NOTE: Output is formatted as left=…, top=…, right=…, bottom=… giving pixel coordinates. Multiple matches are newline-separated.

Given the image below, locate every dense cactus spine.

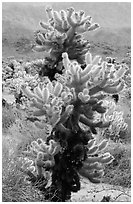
left=32, top=7, right=100, bottom=78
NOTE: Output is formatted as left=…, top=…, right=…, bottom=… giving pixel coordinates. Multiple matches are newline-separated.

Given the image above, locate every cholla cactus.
left=2, top=59, right=41, bottom=106
left=104, top=110, right=128, bottom=141
left=21, top=78, right=73, bottom=129
left=19, top=6, right=129, bottom=202
left=33, top=7, right=99, bottom=79
left=21, top=138, right=61, bottom=188
left=21, top=51, right=127, bottom=201
left=79, top=139, right=114, bottom=183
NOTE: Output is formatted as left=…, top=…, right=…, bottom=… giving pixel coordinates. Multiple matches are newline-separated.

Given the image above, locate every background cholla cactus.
left=21, top=44, right=128, bottom=201
left=33, top=7, right=99, bottom=79
left=21, top=138, right=61, bottom=188
left=2, top=59, right=41, bottom=105
left=101, top=100, right=128, bottom=142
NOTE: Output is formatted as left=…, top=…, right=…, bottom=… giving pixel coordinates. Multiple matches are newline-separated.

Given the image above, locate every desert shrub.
left=103, top=142, right=131, bottom=188
left=2, top=106, right=16, bottom=129
left=2, top=150, right=45, bottom=202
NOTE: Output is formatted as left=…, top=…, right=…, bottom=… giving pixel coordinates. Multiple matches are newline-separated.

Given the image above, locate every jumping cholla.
left=33, top=6, right=99, bottom=78
left=20, top=6, right=128, bottom=202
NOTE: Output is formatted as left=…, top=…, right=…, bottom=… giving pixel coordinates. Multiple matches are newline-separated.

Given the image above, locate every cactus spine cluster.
left=20, top=6, right=128, bottom=202
left=33, top=6, right=99, bottom=79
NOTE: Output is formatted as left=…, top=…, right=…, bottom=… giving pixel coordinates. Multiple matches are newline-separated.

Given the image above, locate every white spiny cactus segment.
left=67, top=7, right=74, bottom=18
left=54, top=23, right=65, bottom=33
left=87, top=139, right=96, bottom=148
left=80, top=71, right=92, bottom=84
left=21, top=85, right=35, bottom=98
left=52, top=145, right=61, bottom=156
left=22, top=158, right=34, bottom=170
left=45, top=7, right=53, bottom=20
left=31, top=141, right=42, bottom=152
left=28, top=166, right=36, bottom=173
left=78, top=92, right=90, bottom=103
left=90, top=65, right=102, bottom=78
left=86, top=156, right=101, bottom=163
left=33, top=85, right=43, bottom=100
left=67, top=8, right=77, bottom=27
left=88, top=145, right=99, bottom=155
left=39, top=21, right=51, bottom=30
left=87, top=23, right=100, bottom=31
left=50, top=112, right=61, bottom=127
left=31, top=98, right=43, bottom=109
left=62, top=19, right=69, bottom=30
left=46, top=31, right=55, bottom=41
left=114, top=65, right=127, bottom=80
left=84, top=20, right=91, bottom=30
left=65, top=104, right=74, bottom=114
left=92, top=55, right=102, bottom=65
left=44, top=104, right=53, bottom=116
left=38, top=141, right=49, bottom=153
left=62, top=52, right=71, bottom=70
left=53, top=11, right=62, bottom=24
left=109, top=78, right=120, bottom=87
left=33, top=45, right=47, bottom=52
left=53, top=81, right=63, bottom=96
left=81, top=64, right=93, bottom=77
left=48, top=140, right=56, bottom=154
left=83, top=88, right=89, bottom=96
left=60, top=10, right=67, bottom=21
left=42, top=87, right=50, bottom=103
left=85, top=52, right=92, bottom=64
left=98, top=140, right=108, bottom=151
left=74, top=12, right=81, bottom=24
left=103, top=81, right=124, bottom=94
left=100, top=153, right=114, bottom=164
left=74, top=25, right=83, bottom=33
left=84, top=162, right=102, bottom=171
left=37, top=33, right=45, bottom=43
left=79, top=10, right=85, bottom=20
left=80, top=15, right=92, bottom=25
left=46, top=81, right=54, bottom=94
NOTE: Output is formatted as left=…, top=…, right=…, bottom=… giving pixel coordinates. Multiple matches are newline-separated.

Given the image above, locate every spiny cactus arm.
left=88, top=85, right=102, bottom=96
left=114, top=64, right=128, bottom=80
left=21, top=85, right=35, bottom=98
left=98, top=140, right=108, bottom=151
left=56, top=123, right=71, bottom=135
left=40, top=21, right=54, bottom=31
left=60, top=10, right=70, bottom=31
left=87, top=23, right=100, bottom=31
left=45, top=6, right=54, bottom=20
left=66, top=7, right=76, bottom=27
left=92, top=104, right=106, bottom=114
left=87, top=145, right=99, bottom=155
left=79, top=115, right=110, bottom=130
left=78, top=168, right=101, bottom=183
left=79, top=115, right=102, bottom=127
left=102, top=80, right=125, bottom=94
left=57, top=104, right=74, bottom=124
left=79, top=15, right=92, bottom=25
left=53, top=10, right=63, bottom=25
left=106, top=78, right=121, bottom=87
left=99, top=153, right=114, bottom=164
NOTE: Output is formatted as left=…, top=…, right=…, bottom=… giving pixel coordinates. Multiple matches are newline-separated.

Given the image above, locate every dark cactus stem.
left=39, top=32, right=89, bottom=79
left=44, top=99, right=93, bottom=201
